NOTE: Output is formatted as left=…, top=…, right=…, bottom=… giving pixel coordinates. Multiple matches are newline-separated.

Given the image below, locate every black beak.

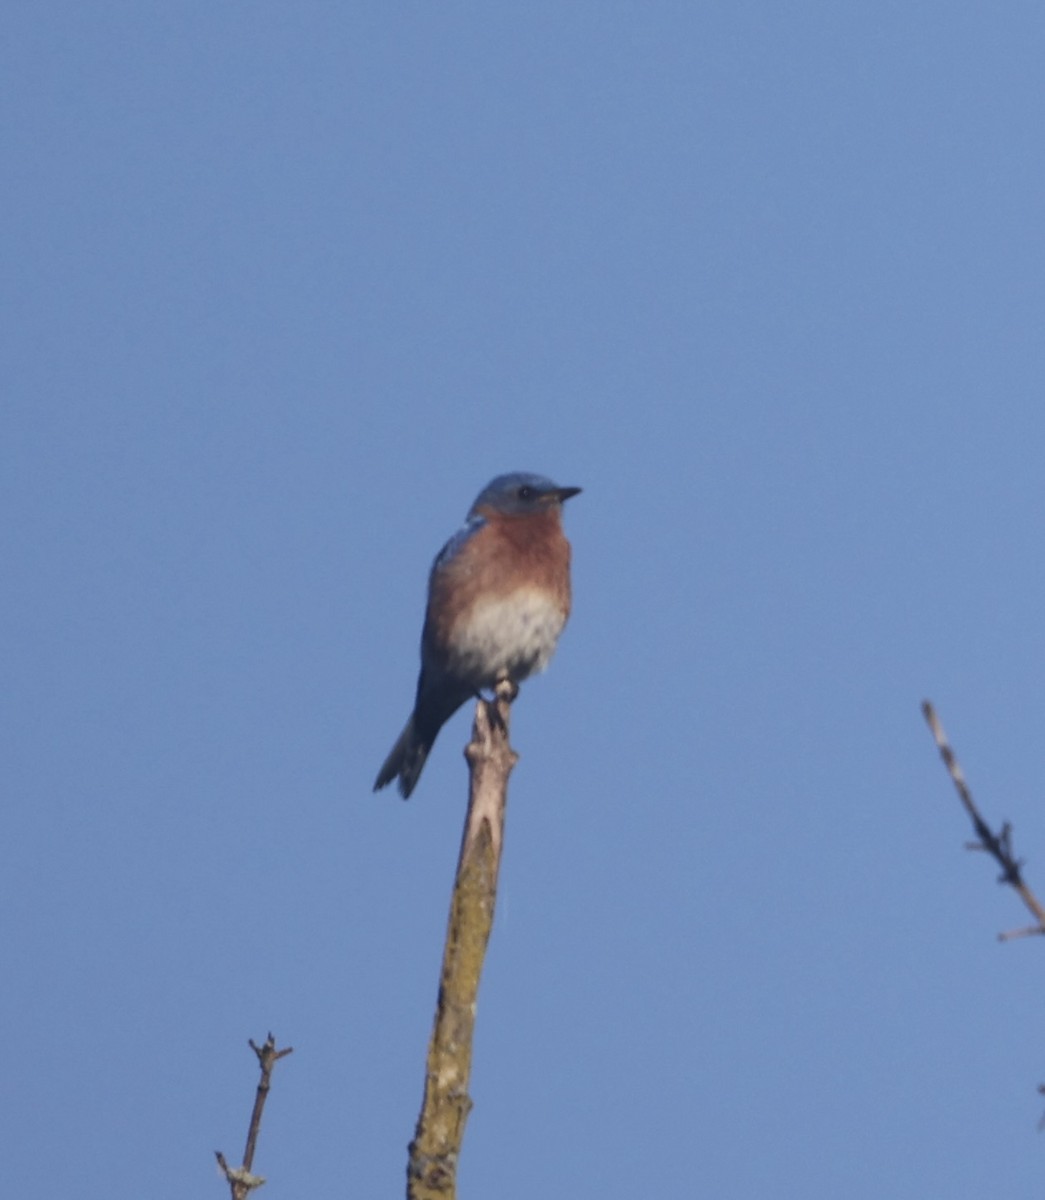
left=549, top=486, right=582, bottom=504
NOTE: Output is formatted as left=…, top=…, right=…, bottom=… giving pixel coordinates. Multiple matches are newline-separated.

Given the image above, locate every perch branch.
left=407, top=678, right=519, bottom=1200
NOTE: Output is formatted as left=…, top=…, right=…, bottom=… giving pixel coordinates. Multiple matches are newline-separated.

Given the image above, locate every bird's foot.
left=477, top=674, right=518, bottom=731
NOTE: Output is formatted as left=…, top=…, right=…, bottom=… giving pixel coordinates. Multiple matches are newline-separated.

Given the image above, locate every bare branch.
left=407, top=679, right=518, bottom=1200
left=215, top=1033, right=294, bottom=1200
left=922, top=700, right=1045, bottom=939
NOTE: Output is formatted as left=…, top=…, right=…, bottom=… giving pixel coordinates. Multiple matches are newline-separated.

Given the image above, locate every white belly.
left=449, top=587, right=567, bottom=687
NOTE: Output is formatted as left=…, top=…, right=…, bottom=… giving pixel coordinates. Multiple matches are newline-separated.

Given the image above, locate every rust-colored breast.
left=426, top=506, right=572, bottom=658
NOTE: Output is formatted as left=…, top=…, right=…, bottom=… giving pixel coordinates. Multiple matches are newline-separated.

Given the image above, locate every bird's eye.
left=517, top=485, right=535, bottom=501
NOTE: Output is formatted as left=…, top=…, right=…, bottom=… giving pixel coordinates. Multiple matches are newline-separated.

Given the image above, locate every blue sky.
left=5, top=4, right=1045, bottom=1197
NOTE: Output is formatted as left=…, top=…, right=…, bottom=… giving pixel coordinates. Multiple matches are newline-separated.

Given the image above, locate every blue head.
left=468, top=472, right=582, bottom=518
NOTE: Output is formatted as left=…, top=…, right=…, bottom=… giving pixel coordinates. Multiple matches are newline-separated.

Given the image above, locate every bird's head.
left=469, top=472, right=582, bottom=519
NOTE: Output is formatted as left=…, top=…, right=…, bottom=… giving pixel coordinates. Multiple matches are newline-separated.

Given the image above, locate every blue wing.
left=431, top=513, right=486, bottom=574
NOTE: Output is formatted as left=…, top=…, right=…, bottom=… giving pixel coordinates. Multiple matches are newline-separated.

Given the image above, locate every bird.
left=374, top=471, right=581, bottom=799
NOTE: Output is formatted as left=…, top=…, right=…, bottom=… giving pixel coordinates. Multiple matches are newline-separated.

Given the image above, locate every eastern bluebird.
left=374, top=472, right=581, bottom=799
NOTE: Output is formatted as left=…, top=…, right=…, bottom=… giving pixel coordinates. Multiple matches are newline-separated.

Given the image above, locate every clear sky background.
left=5, top=4, right=1045, bottom=1197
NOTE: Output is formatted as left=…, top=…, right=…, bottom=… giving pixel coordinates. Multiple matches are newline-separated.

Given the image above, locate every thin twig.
left=407, top=679, right=518, bottom=1200
left=922, top=700, right=1045, bottom=940
left=215, top=1033, right=294, bottom=1200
